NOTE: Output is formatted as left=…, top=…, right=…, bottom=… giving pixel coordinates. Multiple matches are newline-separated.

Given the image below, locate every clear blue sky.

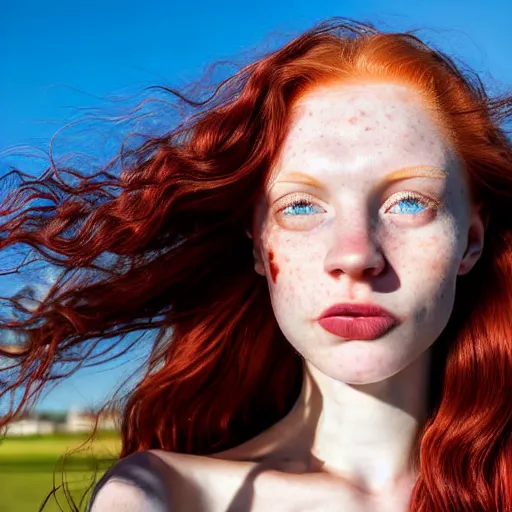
left=1, top=0, right=511, bottom=412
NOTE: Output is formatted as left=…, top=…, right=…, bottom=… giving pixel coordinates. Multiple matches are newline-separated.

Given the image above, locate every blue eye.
left=388, top=197, right=428, bottom=215
left=282, top=201, right=321, bottom=216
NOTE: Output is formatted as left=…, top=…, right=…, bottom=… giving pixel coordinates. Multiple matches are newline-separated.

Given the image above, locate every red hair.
left=1, top=18, right=511, bottom=511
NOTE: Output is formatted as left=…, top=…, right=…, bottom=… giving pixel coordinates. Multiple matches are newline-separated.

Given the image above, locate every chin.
left=308, top=352, right=409, bottom=385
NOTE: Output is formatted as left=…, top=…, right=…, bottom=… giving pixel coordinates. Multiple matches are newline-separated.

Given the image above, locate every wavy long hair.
left=1, top=18, right=511, bottom=511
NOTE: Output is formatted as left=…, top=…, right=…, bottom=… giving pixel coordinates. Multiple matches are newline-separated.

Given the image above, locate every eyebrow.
left=276, top=172, right=324, bottom=188
left=384, top=165, right=448, bottom=183
left=275, top=166, right=448, bottom=189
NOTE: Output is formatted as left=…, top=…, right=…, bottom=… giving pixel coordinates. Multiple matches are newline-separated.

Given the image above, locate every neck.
left=278, top=349, right=432, bottom=495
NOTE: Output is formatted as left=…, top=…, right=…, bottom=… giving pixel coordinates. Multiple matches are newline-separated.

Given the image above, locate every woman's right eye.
left=274, top=194, right=326, bottom=230
left=280, top=200, right=323, bottom=216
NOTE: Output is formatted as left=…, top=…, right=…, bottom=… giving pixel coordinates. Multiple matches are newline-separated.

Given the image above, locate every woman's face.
left=251, top=82, right=485, bottom=384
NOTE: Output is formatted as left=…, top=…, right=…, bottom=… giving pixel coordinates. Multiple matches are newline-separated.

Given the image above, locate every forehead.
left=269, top=82, right=454, bottom=184
left=290, top=82, right=433, bottom=127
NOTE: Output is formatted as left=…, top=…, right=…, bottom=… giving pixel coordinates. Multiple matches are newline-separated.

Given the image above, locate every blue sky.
left=1, top=0, right=511, bottom=412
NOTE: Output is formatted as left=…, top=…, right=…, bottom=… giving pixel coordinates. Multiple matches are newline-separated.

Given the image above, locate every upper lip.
left=318, top=303, right=396, bottom=320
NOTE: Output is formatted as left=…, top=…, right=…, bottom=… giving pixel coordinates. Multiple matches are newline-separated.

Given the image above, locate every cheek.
left=416, top=235, right=456, bottom=272
left=386, top=218, right=461, bottom=271
left=267, top=249, right=280, bottom=283
left=391, top=232, right=460, bottom=304
left=266, top=243, right=299, bottom=292
left=264, top=234, right=325, bottom=313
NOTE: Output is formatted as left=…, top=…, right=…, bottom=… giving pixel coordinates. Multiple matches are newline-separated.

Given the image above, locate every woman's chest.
left=161, top=453, right=412, bottom=512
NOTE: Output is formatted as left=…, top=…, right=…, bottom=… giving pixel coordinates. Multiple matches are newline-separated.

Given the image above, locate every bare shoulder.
left=88, top=450, right=174, bottom=511
left=88, top=449, right=227, bottom=512
left=89, top=478, right=161, bottom=511
left=88, top=447, right=413, bottom=512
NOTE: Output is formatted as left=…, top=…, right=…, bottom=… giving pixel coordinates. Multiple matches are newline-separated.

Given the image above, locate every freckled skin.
left=252, top=82, right=483, bottom=384
left=268, top=249, right=280, bottom=283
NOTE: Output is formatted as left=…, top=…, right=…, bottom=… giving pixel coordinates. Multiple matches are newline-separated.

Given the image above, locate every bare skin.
left=91, top=81, right=486, bottom=511
left=148, top=361, right=423, bottom=511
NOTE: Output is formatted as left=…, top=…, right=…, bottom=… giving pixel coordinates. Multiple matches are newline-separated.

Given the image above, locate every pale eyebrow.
left=382, top=165, right=448, bottom=184
left=272, top=172, right=323, bottom=189
left=273, top=166, right=448, bottom=190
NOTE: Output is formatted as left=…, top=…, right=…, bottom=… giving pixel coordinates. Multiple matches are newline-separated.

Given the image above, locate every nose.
left=323, top=221, right=386, bottom=279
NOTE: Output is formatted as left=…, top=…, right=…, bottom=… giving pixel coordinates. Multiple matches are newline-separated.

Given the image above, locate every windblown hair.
left=1, top=18, right=511, bottom=511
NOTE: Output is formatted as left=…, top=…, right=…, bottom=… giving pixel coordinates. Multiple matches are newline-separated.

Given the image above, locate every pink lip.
left=317, top=303, right=398, bottom=340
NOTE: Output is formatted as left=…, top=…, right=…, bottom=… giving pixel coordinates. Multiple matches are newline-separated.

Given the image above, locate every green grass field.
left=0, top=431, right=121, bottom=512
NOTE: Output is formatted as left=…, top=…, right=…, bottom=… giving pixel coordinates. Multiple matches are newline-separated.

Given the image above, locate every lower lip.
left=318, top=316, right=397, bottom=340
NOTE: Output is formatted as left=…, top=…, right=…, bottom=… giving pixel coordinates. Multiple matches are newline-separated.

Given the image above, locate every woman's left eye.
left=383, top=192, right=439, bottom=215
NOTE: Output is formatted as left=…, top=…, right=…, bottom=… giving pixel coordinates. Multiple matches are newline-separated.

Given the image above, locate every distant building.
left=66, top=408, right=121, bottom=433
left=66, top=408, right=95, bottom=433
left=3, top=408, right=121, bottom=436
left=5, top=417, right=56, bottom=436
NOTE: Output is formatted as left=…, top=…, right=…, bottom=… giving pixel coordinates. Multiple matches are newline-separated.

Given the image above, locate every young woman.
left=1, top=18, right=511, bottom=512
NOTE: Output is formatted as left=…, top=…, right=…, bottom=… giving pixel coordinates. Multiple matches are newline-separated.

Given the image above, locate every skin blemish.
left=348, top=116, right=358, bottom=124
left=364, top=126, right=372, bottom=132
left=386, top=113, right=393, bottom=120
left=268, top=249, right=280, bottom=283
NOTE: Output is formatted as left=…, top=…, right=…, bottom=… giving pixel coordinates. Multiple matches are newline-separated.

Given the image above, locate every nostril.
left=329, top=268, right=343, bottom=278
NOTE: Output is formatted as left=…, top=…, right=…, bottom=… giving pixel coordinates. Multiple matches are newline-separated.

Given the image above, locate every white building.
left=66, top=408, right=95, bottom=433
left=66, top=407, right=121, bottom=433
left=5, top=418, right=56, bottom=436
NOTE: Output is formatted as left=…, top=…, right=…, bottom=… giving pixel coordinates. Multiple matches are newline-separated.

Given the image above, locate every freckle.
left=308, top=112, right=313, bottom=117
left=364, top=126, right=372, bottom=131
left=268, top=249, right=280, bottom=283
left=359, top=110, right=367, bottom=116
left=348, top=116, right=358, bottom=124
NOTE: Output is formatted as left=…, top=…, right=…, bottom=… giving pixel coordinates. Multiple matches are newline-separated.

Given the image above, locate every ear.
left=246, top=228, right=266, bottom=276
left=253, top=246, right=266, bottom=276
left=457, top=203, right=488, bottom=276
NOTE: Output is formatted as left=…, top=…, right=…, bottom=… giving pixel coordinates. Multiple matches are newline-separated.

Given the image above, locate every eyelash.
left=277, top=191, right=440, bottom=216
left=278, top=195, right=321, bottom=216
left=381, top=191, right=440, bottom=213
